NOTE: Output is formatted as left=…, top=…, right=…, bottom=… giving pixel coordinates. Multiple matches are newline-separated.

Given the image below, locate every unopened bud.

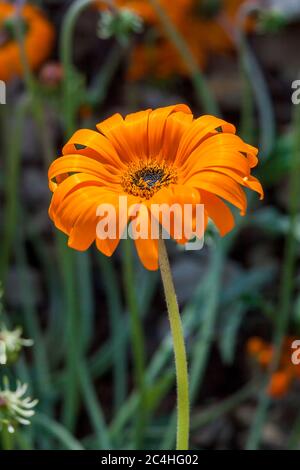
left=98, top=8, right=143, bottom=46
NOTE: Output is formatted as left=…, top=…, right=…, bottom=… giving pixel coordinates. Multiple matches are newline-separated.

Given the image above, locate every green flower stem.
left=148, top=0, right=219, bottom=115
left=122, top=239, right=147, bottom=449
left=158, top=238, right=189, bottom=451
left=162, top=236, right=228, bottom=450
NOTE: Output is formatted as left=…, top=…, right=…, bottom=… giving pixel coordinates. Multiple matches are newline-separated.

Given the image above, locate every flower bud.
left=98, top=7, right=143, bottom=46
left=0, top=325, right=33, bottom=365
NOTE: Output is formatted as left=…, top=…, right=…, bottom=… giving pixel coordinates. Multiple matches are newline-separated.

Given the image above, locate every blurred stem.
left=246, top=94, right=300, bottom=450
left=78, top=360, right=111, bottom=450
left=57, top=234, right=80, bottom=431
left=191, top=381, right=256, bottom=431
left=14, top=9, right=52, bottom=165
left=34, top=413, right=84, bottom=450
left=158, top=238, right=189, bottom=451
left=122, top=239, right=147, bottom=449
left=76, top=252, right=95, bottom=353
left=0, top=98, right=28, bottom=284
left=239, top=32, right=274, bottom=158
left=29, top=233, right=64, bottom=367
left=189, top=241, right=225, bottom=402
left=87, top=268, right=157, bottom=380
left=148, top=0, right=219, bottom=115
left=1, top=427, right=13, bottom=450
left=235, top=7, right=275, bottom=160
left=60, top=0, right=93, bottom=136
left=89, top=44, right=123, bottom=107
left=98, top=253, right=127, bottom=414
left=240, top=65, right=255, bottom=142
left=16, top=223, right=52, bottom=412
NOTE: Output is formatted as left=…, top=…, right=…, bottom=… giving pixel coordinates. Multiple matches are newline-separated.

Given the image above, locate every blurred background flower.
left=0, top=2, right=54, bottom=81
left=0, top=378, right=37, bottom=434
left=0, top=325, right=33, bottom=365
left=97, top=0, right=253, bottom=79
left=247, top=336, right=300, bottom=398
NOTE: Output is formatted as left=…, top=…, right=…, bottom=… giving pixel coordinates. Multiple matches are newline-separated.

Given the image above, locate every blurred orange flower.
left=96, top=0, right=250, bottom=79
left=247, top=336, right=300, bottom=398
left=48, top=104, right=262, bottom=270
left=0, top=2, right=54, bottom=82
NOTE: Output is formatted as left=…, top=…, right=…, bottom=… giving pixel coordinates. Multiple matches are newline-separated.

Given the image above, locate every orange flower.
left=0, top=2, right=54, bottom=82
left=246, top=336, right=265, bottom=356
left=268, top=370, right=293, bottom=399
left=48, top=105, right=263, bottom=270
left=96, top=0, right=250, bottom=79
left=247, top=336, right=300, bottom=398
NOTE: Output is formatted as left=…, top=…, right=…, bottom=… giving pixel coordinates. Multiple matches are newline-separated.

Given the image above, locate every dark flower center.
left=121, top=161, right=177, bottom=199
left=134, top=168, right=165, bottom=188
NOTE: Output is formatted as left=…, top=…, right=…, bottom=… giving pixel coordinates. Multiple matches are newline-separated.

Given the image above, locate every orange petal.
left=187, top=170, right=247, bottom=215
left=130, top=206, right=159, bottom=270
left=63, top=129, right=126, bottom=169
left=49, top=173, right=107, bottom=220
left=97, top=110, right=151, bottom=162
left=96, top=237, right=121, bottom=257
left=53, top=186, right=107, bottom=235
left=200, top=190, right=235, bottom=236
left=180, top=133, right=257, bottom=177
left=181, top=153, right=251, bottom=182
left=202, top=167, right=264, bottom=200
left=95, top=193, right=138, bottom=257
left=147, top=104, right=192, bottom=159
left=150, top=185, right=201, bottom=243
left=134, top=238, right=159, bottom=271
left=68, top=203, right=99, bottom=251
left=176, top=115, right=236, bottom=165
left=243, top=175, right=264, bottom=200
left=162, top=111, right=194, bottom=163
left=268, top=370, right=293, bottom=399
left=48, top=155, right=121, bottom=187
left=68, top=186, right=128, bottom=251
